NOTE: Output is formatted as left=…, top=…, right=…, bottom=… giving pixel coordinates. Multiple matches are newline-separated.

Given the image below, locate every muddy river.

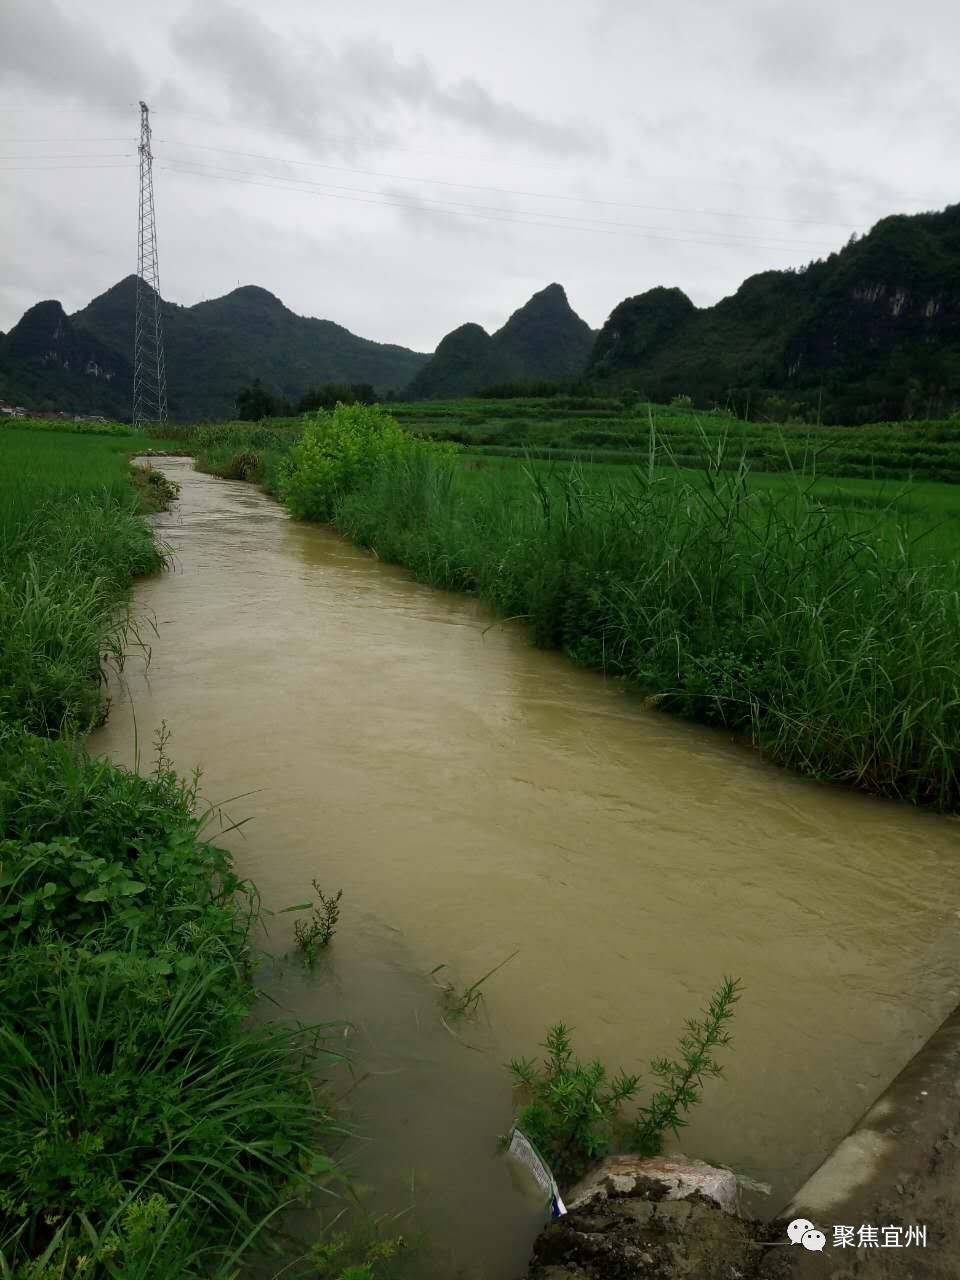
left=93, top=457, right=960, bottom=1277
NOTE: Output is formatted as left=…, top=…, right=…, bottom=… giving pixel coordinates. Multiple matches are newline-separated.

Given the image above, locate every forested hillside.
left=0, top=278, right=430, bottom=419
left=587, top=204, right=960, bottom=422
left=406, top=283, right=596, bottom=398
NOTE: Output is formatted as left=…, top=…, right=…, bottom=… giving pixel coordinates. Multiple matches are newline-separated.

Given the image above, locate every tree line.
left=236, top=378, right=377, bottom=420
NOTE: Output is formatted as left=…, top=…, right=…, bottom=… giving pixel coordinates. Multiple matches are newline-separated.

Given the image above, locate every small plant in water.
left=431, top=949, right=519, bottom=1021
left=505, top=977, right=741, bottom=1186
left=295, top=881, right=343, bottom=964
left=306, top=1215, right=412, bottom=1279
left=631, top=976, right=742, bottom=1156
left=506, top=1023, right=641, bottom=1184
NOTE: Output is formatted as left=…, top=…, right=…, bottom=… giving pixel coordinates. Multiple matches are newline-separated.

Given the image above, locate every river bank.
left=0, top=427, right=344, bottom=1278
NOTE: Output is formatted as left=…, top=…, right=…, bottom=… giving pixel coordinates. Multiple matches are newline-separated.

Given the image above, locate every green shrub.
left=506, top=980, right=741, bottom=1187
left=507, top=1024, right=640, bottom=1184
left=279, top=403, right=457, bottom=523
left=279, top=404, right=413, bottom=521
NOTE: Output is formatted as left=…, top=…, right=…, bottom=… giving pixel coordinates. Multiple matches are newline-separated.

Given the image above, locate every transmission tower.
left=133, top=100, right=168, bottom=427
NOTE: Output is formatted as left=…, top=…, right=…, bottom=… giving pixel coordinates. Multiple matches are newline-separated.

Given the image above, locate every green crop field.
left=386, top=397, right=960, bottom=482
left=152, top=399, right=960, bottom=565
left=155, top=394, right=960, bottom=484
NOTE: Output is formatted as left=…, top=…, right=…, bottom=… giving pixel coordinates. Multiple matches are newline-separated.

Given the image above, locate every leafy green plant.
left=295, top=882, right=343, bottom=963
left=632, top=977, right=742, bottom=1155
left=506, top=979, right=741, bottom=1186
left=0, top=730, right=251, bottom=959
left=506, top=1024, right=640, bottom=1184
left=279, top=404, right=412, bottom=522
left=306, top=1223, right=410, bottom=1279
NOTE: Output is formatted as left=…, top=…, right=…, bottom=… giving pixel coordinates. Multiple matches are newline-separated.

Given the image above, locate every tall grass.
left=332, top=440, right=960, bottom=808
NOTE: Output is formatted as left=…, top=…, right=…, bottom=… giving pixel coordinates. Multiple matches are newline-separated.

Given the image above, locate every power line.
left=152, top=136, right=856, bottom=229
left=147, top=106, right=948, bottom=206
left=157, top=156, right=835, bottom=248
left=0, top=104, right=137, bottom=113
left=0, top=129, right=861, bottom=227
left=0, top=104, right=948, bottom=209
left=0, top=152, right=134, bottom=159
left=0, top=162, right=136, bottom=171
left=0, top=128, right=869, bottom=229
left=159, top=161, right=838, bottom=253
left=0, top=137, right=135, bottom=143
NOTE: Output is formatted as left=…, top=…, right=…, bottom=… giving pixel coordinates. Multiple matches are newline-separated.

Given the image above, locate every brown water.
left=94, top=458, right=960, bottom=1276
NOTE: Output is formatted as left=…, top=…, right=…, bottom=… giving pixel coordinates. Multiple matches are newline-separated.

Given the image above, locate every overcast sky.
left=1, top=0, right=957, bottom=351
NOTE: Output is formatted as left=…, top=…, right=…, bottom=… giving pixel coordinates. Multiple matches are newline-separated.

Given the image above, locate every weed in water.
left=305, top=1221, right=412, bottom=1280
left=505, top=978, right=741, bottom=1186
left=430, top=949, right=519, bottom=1021
left=631, top=976, right=742, bottom=1156
left=295, top=881, right=344, bottom=963
left=505, top=1023, right=641, bottom=1185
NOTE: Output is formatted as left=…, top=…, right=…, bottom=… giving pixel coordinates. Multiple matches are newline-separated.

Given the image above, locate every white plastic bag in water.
left=505, top=1125, right=567, bottom=1219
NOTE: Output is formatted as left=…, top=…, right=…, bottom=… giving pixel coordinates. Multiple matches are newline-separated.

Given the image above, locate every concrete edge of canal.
left=775, top=999, right=960, bottom=1276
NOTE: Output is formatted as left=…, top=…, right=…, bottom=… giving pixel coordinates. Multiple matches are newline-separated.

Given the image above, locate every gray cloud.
left=0, top=0, right=143, bottom=108
left=748, top=3, right=922, bottom=105
left=170, top=3, right=605, bottom=159
left=377, top=185, right=504, bottom=243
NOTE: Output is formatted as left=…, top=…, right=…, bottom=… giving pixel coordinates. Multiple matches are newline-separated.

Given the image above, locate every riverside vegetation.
left=0, top=423, right=354, bottom=1278
left=177, top=400, right=960, bottom=810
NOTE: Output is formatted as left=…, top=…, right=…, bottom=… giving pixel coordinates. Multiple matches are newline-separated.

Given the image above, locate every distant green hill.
left=0, top=300, right=131, bottom=417
left=72, top=278, right=430, bottom=419
left=0, top=279, right=430, bottom=420
left=406, top=283, right=596, bottom=399
left=587, top=204, right=960, bottom=422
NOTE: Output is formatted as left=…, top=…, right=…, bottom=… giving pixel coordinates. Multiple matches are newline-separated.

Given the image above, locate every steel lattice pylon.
left=133, top=100, right=168, bottom=427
